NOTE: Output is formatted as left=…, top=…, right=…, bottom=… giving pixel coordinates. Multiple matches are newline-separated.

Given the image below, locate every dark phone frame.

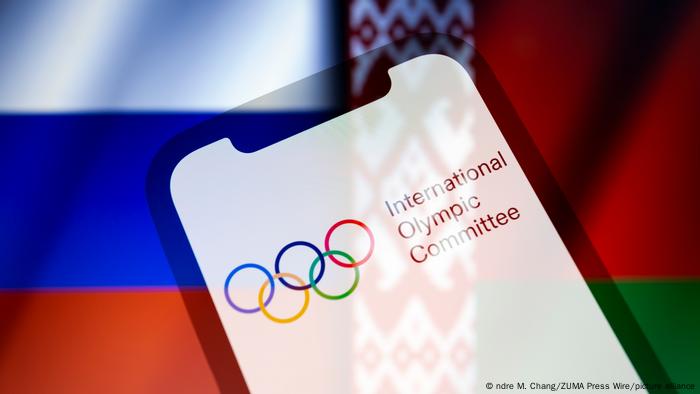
left=146, top=34, right=671, bottom=393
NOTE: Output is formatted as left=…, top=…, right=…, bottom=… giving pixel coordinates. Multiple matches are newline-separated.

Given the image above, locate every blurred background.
left=0, top=0, right=698, bottom=392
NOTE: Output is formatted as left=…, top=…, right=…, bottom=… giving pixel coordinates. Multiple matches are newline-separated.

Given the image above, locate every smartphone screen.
left=169, top=54, right=640, bottom=393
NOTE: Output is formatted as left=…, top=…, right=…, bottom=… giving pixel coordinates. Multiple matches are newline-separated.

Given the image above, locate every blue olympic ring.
left=224, top=263, right=275, bottom=314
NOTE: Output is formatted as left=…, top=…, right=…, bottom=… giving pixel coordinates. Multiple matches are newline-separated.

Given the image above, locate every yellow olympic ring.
left=258, top=272, right=310, bottom=324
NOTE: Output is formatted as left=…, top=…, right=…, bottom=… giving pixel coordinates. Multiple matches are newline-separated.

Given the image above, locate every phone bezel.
left=146, top=34, right=668, bottom=392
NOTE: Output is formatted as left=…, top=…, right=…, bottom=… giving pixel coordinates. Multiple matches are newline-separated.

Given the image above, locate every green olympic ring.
left=308, top=250, right=360, bottom=300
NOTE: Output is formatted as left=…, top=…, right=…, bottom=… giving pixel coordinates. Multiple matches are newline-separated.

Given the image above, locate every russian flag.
left=0, top=2, right=342, bottom=392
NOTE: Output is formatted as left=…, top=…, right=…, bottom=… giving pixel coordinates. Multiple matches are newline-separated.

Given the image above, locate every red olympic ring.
left=323, top=219, right=374, bottom=268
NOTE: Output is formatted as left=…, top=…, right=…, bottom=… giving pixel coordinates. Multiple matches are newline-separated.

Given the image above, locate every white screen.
left=170, top=55, right=640, bottom=394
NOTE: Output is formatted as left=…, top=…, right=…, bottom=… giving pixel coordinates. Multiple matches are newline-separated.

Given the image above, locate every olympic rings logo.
left=224, top=219, right=374, bottom=324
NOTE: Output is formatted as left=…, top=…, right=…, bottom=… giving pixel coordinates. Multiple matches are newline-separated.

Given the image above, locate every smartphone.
left=149, top=35, right=660, bottom=394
